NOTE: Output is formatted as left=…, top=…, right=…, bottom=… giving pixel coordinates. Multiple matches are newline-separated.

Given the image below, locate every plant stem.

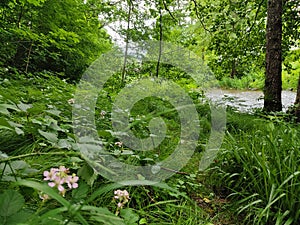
left=0, top=151, right=81, bottom=163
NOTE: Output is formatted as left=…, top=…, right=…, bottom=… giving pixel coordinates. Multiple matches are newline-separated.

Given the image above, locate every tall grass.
left=209, top=112, right=300, bottom=224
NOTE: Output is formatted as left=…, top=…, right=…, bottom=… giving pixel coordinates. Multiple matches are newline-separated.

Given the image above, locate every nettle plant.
left=0, top=77, right=142, bottom=224
left=0, top=168, right=139, bottom=225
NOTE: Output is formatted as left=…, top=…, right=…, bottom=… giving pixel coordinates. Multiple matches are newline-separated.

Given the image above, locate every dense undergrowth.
left=0, top=71, right=299, bottom=225
left=218, top=52, right=300, bottom=90
left=218, top=68, right=299, bottom=90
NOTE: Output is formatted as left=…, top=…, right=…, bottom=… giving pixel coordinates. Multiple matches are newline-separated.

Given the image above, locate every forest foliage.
left=0, top=0, right=300, bottom=224
left=1, top=0, right=299, bottom=83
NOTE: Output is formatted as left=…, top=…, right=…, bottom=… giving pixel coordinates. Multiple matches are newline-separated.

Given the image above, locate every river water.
left=205, top=89, right=296, bottom=113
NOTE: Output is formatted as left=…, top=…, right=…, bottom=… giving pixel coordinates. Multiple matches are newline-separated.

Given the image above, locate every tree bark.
left=264, top=0, right=283, bottom=112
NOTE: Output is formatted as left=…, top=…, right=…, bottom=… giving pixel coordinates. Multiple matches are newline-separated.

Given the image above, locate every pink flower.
left=48, top=182, right=56, bottom=188
left=114, top=189, right=130, bottom=209
left=66, top=174, right=79, bottom=189
left=58, top=166, right=69, bottom=173
left=43, top=168, right=59, bottom=181
left=43, top=166, right=79, bottom=198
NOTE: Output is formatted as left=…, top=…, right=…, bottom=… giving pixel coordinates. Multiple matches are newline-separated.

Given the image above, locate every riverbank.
left=205, top=88, right=296, bottom=112
left=218, top=72, right=298, bottom=91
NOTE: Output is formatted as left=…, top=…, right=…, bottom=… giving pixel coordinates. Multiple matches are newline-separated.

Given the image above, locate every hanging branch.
left=248, top=0, right=265, bottom=33
left=162, top=0, right=177, bottom=22
left=190, top=0, right=210, bottom=33
left=121, top=0, right=133, bottom=83
left=155, top=4, right=163, bottom=77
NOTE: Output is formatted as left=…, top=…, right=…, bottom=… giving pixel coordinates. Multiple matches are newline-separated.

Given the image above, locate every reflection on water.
left=205, top=89, right=296, bottom=112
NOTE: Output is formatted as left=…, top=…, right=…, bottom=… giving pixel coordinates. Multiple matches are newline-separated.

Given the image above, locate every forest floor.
left=0, top=73, right=299, bottom=225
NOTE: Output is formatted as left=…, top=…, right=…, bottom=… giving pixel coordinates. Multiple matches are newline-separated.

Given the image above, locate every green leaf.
left=45, top=109, right=61, bottom=117
left=72, top=182, right=89, bottom=200
left=0, top=103, right=19, bottom=113
left=120, top=208, right=139, bottom=225
left=10, top=160, right=28, bottom=170
left=0, top=151, right=8, bottom=159
left=86, top=183, right=125, bottom=204
left=38, top=129, right=58, bottom=143
left=17, top=180, right=89, bottom=223
left=139, top=218, right=147, bottom=224
left=0, top=190, right=25, bottom=217
left=57, top=139, right=72, bottom=149
left=15, top=127, right=24, bottom=135
left=77, top=163, right=97, bottom=186
left=0, top=118, right=13, bottom=130
left=16, top=180, right=70, bottom=207
left=0, top=104, right=10, bottom=115
left=81, top=206, right=125, bottom=225
left=5, top=209, right=32, bottom=225
left=17, top=102, right=32, bottom=112
left=39, top=207, right=67, bottom=224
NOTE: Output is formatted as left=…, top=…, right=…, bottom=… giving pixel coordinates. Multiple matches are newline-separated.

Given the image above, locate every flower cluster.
left=43, top=166, right=79, bottom=196
left=115, top=141, right=123, bottom=148
left=114, top=189, right=130, bottom=209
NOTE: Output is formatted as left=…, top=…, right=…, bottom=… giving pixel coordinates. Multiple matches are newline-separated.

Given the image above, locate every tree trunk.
left=264, top=0, right=283, bottom=112
left=294, top=75, right=300, bottom=122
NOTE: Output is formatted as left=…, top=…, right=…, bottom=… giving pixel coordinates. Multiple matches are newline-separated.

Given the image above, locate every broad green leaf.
left=17, top=102, right=32, bottom=112
left=0, top=103, right=19, bottom=112
left=5, top=209, right=32, bottom=225
left=38, top=129, right=58, bottom=143
left=0, top=190, right=25, bottom=217
left=0, top=118, right=13, bottom=130
left=0, top=151, right=8, bottom=159
left=57, top=139, right=71, bottom=149
left=139, top=218, right=147, bottom=224
left=72, top=182, right=89, bottom=200
left=0, top=104, right=10, bottom=115
left=15, top=127, right=24, bottom=135
left=8, top=160, right=28, bottom=172
left=77, top=163, right=97, bottom=186
left=45, top=109, right=61, bottom=117
left=120, top=208, right=139, bottom=225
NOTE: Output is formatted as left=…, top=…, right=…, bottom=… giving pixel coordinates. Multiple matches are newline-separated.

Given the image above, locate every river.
left=205, top=89, right=296, bottom=113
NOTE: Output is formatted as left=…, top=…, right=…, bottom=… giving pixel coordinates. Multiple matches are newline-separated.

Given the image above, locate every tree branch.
left=162, top=0, right=177, bottom=22
left=248, top=0, right=265, bottom=33
left=156, top=5, right=163, bottom=77
left=190, top=0, right=210, bottom=33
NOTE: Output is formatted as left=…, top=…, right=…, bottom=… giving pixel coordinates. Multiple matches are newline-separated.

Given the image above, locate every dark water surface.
left=205, top=89, right=296, bottom=112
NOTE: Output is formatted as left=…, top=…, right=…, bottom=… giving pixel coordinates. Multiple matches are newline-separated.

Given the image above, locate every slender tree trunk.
left=121, top=0, right=132, bottom=83
left=264, top=0, right=283, bottom=112
left=25, top=42, right=33, bottom=73
left=155, top=5, right=163, bottom=77
left=294, top=75, right=300, bottom=122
